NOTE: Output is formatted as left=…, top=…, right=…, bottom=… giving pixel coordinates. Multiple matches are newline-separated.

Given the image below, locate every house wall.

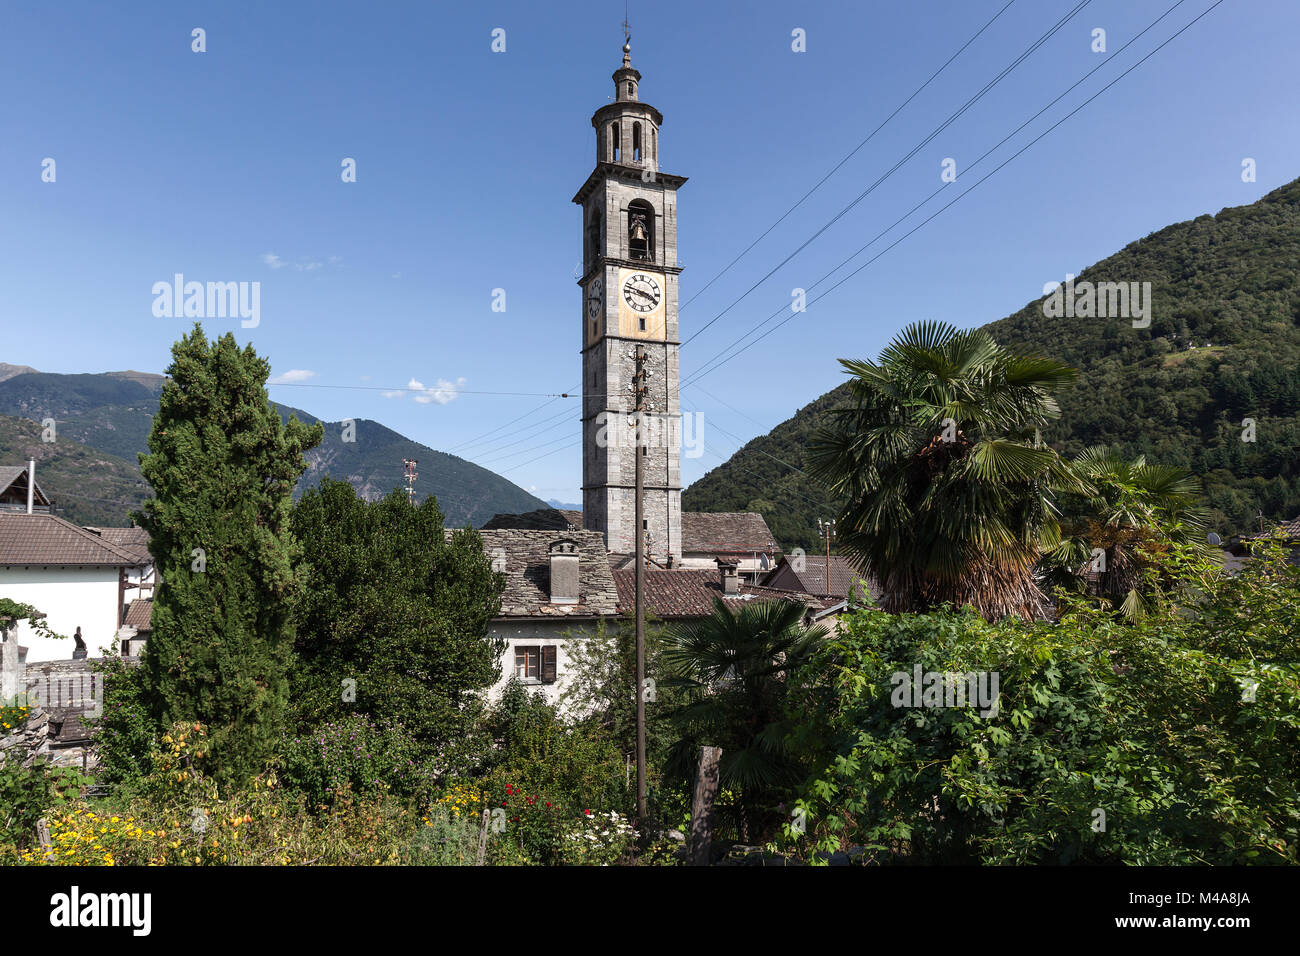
left=0, top=566, right=122, bottom=661
left=680, top=552, right=769, bottom=580
left=487, top=619, right=602, bottom=713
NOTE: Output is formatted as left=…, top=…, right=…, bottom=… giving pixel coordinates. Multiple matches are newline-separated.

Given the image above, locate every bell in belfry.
left=629, top=216, right=648, bottom=242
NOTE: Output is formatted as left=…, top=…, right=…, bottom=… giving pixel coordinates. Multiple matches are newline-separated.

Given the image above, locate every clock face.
left=622, top=273, right=662, bottom=313
left=586, top=277, right=603, bottom=319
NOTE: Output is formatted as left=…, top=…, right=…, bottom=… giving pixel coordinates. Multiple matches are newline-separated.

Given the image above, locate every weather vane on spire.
left=622, top=3, right=632, bottom=62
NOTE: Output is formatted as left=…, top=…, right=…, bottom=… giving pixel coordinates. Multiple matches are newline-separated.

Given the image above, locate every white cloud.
left=268, top=369, right=317, bottom=385
left=387, top=376, right=467, bottom=404
left=262, top=252, right=326, bottom=271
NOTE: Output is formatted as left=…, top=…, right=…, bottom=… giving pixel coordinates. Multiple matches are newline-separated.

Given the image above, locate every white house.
left=0, top=511, right=147, bottom=662
left=470, top=528, right=620, bottom=710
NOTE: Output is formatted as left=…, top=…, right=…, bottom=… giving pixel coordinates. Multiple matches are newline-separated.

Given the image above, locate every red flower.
left=505, top=784, right=514, bottom=795
left=584, top=809, right=592, bottom=816
left=545, top=802, right=551, bottom=808
left=501, top=801, right=507, bottom=807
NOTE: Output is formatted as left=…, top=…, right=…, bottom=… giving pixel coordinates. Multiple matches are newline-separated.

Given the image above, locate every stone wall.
left=1, top=638, right=139, bottom=770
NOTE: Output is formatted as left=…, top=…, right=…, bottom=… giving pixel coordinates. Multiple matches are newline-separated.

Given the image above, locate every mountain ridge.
left=684, top=176, right=1300, bottom=551
left=0, top=368, right=548, bottom=528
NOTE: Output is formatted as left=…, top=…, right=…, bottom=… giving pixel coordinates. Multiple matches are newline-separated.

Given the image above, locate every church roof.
left=480, top=508, right=582, bottom=532
left=681, top=512, right=779, bottom=556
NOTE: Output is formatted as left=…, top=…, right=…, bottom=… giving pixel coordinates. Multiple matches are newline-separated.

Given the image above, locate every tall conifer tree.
left=134, top=325, right=322, bottom=785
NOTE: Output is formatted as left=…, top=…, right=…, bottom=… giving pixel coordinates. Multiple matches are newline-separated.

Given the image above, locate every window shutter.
left=541, top=646, right=557, bottom=683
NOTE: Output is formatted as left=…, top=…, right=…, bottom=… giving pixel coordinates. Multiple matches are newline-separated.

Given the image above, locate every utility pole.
left=403, top=459, right=418, bottom=505
left=632, top=345, right=648, bottom=829
left=817, top=518, right=835, bottom=598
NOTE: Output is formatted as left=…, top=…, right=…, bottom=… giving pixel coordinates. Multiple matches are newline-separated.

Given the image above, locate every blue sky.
left=2, top=0, right=1296, bottom=506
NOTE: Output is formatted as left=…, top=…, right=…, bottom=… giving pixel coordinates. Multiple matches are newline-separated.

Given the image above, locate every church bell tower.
left=573, top=38, right=687, bottom=560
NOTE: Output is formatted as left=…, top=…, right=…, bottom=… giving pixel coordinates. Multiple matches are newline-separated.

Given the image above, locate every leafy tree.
left=89, top=655, right=157, bottom=787
left=133, top=325, right=322, bottom=787
left=0, top=598, right=65, bottom=643
left=288, top=477, right=504, bottom=758
left=1042, top=445, right=1211, bottom=619
left=663, top=598, right=828, bottom=840
left=808, top=321, right=1083, bottom=620
left=558, top=615, right=686, bottom=778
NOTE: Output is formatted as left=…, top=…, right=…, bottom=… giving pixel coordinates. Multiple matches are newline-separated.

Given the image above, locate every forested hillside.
left=684, top=177, right=1300, bottom=551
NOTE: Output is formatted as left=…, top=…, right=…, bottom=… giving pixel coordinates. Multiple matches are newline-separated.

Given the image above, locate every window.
left=633, top=122, right=642, bottom=162
left=627, top=199, right=654, bottom=261
left=585, top=209, right=602, bottom=270
left=515, top=645, right=557, bottom=683
left=638, top=316, right=646, bottom=331
left=627, top=81, right=634, bottom=97
left=612, top=123, right=620, bottom=162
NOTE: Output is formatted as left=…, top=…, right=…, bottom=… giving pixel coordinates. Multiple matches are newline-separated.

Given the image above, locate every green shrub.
left=89, top=655, right=158, bottom=788
left=279, top=715, right=437, bottom=809
left=782, top=542, right=1300, bottom=864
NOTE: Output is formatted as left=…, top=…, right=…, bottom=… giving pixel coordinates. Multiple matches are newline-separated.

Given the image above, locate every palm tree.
left=808, top=321, right=1085, bottom=620
left=663, top=597, right=828, bottom=840
left=1041, top=445, right=1211, bottom=620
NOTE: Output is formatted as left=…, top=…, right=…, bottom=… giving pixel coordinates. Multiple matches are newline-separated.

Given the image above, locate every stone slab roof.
left=761, top=555, right=879, bottom=602
left=610, top=567, right=824, bottom=619
left=1249, top=516, right=1300, bottom=539
left=459, top=528, right=619, bottom=619
left=681, top=512, right=779, bottom=555
left=480, top=508, right=583, bottom=532
left=0, top=513, right=144, bottom=567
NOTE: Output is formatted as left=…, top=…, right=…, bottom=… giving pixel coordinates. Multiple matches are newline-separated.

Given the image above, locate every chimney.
left=717, top=558, right=740, bottom=595
left=549, top=539, right=580, bottom=605
left=27, top=458, right=35, bottom=514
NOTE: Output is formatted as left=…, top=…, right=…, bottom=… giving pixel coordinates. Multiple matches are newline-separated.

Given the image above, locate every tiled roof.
left=681, top=512, right=779, bottom=555
left=1249, top=516, right=1300, bottom=539
left=610, top=567, right=823, bottom=619
left=83, top=526, right=152, bottom=564
left=761, top=555, right=879, bottom=602
left=0, top=513, right=144, bottom=566
left=462, top=529, right=619, bottom=618
left=480, top=508, right=583, bottom=532
left=0, top=465, right=50, bottom=506
left=124, top=598, right=153, bottom=631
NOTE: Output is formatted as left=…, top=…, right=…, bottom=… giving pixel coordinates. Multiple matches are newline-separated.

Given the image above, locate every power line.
left=678, top=0, right=1018, bottom=313
left=474, top=431, right=580, bottom=467
left=682, top=0, right=1219, bottom=390
left=679, top=0, right=1092, bottom=349
left=445, top=394, right=569, bottom=452
left=269, top=382, right=573, bottom=398
left=458, top=403, right=576, bottom=457
left=497, top=440, right=581, bottom=476
left=427, top=3, right=1030, bottom=457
